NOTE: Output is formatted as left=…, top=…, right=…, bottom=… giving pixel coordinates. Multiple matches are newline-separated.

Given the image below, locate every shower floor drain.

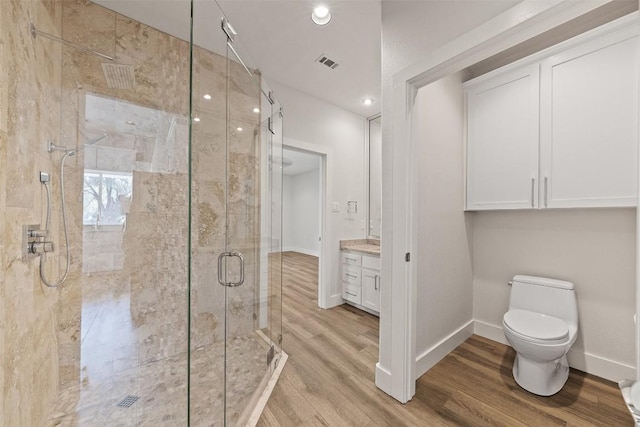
left=117, top=395, right=140, bottom=408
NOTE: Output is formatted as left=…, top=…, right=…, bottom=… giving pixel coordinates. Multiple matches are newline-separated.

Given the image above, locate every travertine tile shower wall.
left=1, top=0, right=63, bottom=425
left=2, top=0, right=262, bottom=424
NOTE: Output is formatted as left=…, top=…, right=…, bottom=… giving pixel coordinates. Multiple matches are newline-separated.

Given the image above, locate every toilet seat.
left=503, top=309, right=569, bottom=344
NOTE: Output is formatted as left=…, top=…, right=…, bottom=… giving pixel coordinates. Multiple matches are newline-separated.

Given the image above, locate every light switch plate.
left=332, top=202, right=339, bottom=212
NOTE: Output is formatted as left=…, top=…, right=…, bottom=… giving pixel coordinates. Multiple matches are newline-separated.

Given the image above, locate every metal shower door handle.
left=217, top=251, right=245, bottom=287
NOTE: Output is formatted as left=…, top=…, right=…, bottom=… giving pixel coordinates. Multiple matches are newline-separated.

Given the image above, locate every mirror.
left=368, top=115, right=382, bottom=238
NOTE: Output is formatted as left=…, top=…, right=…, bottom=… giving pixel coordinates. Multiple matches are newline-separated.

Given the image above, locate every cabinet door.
left=361, top=269, right=380, bottom=313
left=465, top=64, right=540, bottom=210
left=540, top=29, right=638, bottom=208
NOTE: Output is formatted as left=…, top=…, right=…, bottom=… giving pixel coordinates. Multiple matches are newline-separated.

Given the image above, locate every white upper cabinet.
left=466, top=65, right=540, bottom=210
left=465, top=14, right=638, bottom=211
left=540, top=28, right=638, bottom=208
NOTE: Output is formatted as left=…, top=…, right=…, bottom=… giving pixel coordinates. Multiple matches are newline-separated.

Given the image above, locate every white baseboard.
left=323, top=293, right=344, bottom=309
left=473, top=320, right=637, bottom=382
left=567, top=349, right=636, bottom=382
left=474, top=320, right=508, bottom=345
left=282, top=246, right=320, bottom=257
left=375, top=362, right=392, bottom=395
left=415, top=320, right=474, bottom=378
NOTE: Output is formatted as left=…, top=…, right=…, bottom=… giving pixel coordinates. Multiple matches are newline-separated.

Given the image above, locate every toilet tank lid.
left=512, top=275, right=574, bottom=290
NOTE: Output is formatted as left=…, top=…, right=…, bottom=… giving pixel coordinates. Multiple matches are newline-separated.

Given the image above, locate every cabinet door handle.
left=544, top=176, right=548, bottom=207
left=531, top=178, right=535, bottom=208
left=345, top=291, right=357, bottom=297
left=374, top=275, right=379, bottom=290
left=346, top=273, right=358, bottom=279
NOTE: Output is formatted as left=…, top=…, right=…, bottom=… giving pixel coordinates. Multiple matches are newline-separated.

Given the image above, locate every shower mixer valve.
left=22, top=224, right=55, bottom=261
left=28, top=240, right=55, bottom=255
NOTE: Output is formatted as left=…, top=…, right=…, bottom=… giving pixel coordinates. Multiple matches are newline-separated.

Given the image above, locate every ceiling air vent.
left=316, top=54, right=339, bottom=70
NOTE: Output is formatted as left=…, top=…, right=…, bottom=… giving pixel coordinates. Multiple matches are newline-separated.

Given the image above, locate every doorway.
left=281, top=147, right=323, bottom=303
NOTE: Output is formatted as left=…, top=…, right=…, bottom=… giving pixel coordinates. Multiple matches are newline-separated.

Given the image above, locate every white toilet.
left=503, top=275, right=578, bottom=396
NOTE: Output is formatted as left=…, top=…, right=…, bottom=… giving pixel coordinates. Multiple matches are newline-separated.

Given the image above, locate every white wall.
left=378, top=0, right=521, bottom=392
left=414, top=73, right=474, bottom=377
left=380, top=2, right=638, bottom=396
left=473, top=208, right=637, bottom=380
left=269, top=80, right=367, bottom=306
left=283, top=168, right=321, bottom=256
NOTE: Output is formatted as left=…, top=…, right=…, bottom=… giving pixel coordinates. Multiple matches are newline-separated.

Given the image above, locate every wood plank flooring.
left=258, top=251, right=632, bottom=426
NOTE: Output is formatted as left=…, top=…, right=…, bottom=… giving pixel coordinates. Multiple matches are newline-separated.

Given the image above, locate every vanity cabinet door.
left=540, top=29, right=638, bottom=208
left=361, top=269, right=380, bottom=313
left=465, top=64, right=540, bottom=210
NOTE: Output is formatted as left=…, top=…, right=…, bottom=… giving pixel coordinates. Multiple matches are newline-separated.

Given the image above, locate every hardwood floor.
left=258, top=252, right=632, bottom=426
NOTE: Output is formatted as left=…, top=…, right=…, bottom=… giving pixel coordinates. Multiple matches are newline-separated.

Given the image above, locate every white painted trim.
left=473, top=320, right=637, bottom=382
left=282, top=247, right=320, bottom=258
left=567, top=350, right=636, bottom=382
left=283, top=138, right=333, bottom=309
left=415, top=321, right=474, bottom=378
left=326, top=293, right=344, bottom=309
left=383, top=0, right=630, bottom=404
left=474, top=320, right=509, bottom=345
left=375, top=362, right=392, bottom=392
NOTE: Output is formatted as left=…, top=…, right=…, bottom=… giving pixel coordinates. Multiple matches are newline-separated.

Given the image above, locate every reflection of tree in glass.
left=83, top=172, right=132, bottom=225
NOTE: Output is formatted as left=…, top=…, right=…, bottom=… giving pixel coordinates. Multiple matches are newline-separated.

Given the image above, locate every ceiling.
left=92, top=0, right=381, bottom=118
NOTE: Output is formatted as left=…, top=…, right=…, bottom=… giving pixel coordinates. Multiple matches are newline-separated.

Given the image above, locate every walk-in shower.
left=4, top=0, right=284, bottom=425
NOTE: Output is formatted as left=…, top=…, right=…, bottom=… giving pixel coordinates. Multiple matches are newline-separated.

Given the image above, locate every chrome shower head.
left=71, top=134, right=106, bottom=155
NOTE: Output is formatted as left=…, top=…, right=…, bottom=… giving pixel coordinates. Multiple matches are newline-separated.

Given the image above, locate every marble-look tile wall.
left=1, top=0, right=63, bottom=425
left=0, top=0, right=260, bottom=425
left=3, top=0, right=266, bottom=423
left=190, top=44, right=263, bottom=348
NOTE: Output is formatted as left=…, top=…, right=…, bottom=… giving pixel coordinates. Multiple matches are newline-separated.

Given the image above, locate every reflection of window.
left=83, top=171, right=132, bottom=226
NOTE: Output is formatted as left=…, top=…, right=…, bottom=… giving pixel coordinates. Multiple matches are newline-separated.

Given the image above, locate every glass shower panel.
left=189, top=1, right=282, bottom=425
left=46, top=1, right=192, bottom=425
left=188, top=2, right=229, bottom=425
left=37, top=0, right=281, bottom=424
left=266, top=91, right=284, bottom=368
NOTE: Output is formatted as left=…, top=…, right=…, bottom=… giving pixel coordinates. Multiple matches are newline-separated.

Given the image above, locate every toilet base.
left=512, top=353, right=570, bottom=396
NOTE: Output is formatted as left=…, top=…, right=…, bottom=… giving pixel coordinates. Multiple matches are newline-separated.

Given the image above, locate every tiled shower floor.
left=48, top=334, right=271, bottom=427
left=47, top=284, right=274, bottom=427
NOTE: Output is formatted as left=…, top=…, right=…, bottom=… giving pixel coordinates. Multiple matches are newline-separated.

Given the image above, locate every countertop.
left=340, top=239, right=380, bottom=256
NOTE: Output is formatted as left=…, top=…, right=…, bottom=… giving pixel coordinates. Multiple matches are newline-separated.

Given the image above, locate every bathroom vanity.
left=340, top=239, right=381, bottom=316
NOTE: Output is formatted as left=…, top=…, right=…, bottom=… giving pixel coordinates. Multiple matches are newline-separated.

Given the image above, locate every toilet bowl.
left=503, top=275, right=578, bottom=396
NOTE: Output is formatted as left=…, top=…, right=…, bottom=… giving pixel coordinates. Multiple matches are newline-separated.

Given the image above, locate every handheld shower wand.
left=38, top=134, right=107, bottom=288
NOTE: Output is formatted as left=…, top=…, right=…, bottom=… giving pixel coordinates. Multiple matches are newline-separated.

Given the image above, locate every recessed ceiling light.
left=203, top=94, right=212, bottom=100
left=125, top=120, right=136, bottom=125
left=236, top=127, right=243, bottom=132
left=312, top=5, right=331, bottom=26
left=362, top=98, right=374, bottom=106
left=253, top=107, right=260, bottom=113
left=193, top=117, right=201, bottom=122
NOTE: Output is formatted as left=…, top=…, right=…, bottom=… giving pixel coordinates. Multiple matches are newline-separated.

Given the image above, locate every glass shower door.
left=189, top=2, right=283, bottom=425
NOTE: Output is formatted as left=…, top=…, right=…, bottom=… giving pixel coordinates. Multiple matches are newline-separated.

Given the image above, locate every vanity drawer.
left=342, top=285, right=361, bottom=304
left=342, top=252, right=362, bottom=266
left=362, top=255, right=380, bottom=270
left=342, top=266, right=361, bottom=285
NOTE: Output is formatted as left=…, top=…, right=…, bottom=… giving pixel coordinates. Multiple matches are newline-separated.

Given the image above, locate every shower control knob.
left=29, top=241, right=55, bottom=255
left=28, top=229, right=48, bottom=238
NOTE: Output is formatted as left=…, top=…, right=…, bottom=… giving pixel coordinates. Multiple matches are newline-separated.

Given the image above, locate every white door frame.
left=283, top=138, right=333, bottom=309
left=378, top=0, right=630, bottom=403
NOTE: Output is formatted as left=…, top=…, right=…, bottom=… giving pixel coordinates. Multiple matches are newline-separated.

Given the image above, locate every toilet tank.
left=509, top=275, right=578, bottom=327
